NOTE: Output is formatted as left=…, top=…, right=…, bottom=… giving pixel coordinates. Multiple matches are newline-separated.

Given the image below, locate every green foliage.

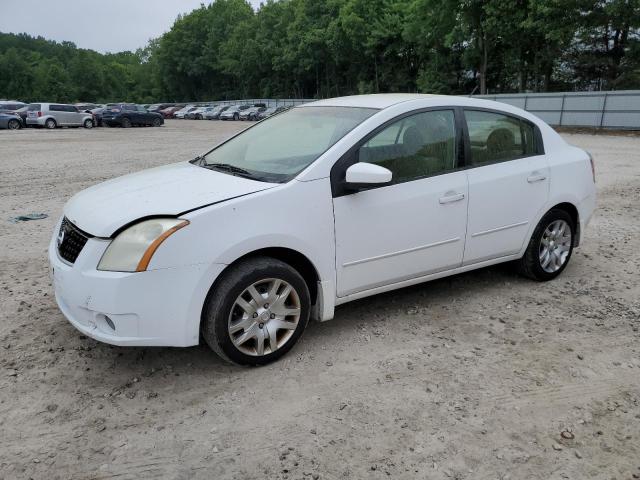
left=1, top=0, right=639, bottom=103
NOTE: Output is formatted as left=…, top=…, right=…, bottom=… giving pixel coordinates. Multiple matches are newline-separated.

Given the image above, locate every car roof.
left=304, top=93, right=535, bottom=112
left=304, top=94, right=444, bottom=109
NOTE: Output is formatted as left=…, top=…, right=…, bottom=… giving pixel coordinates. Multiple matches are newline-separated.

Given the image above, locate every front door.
left=333, top=109, right=469, bottom=297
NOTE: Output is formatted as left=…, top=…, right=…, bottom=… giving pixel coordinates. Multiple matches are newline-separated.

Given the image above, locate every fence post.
left=599, top=92, right=609, bottom=129
left=559, top=94, right=566, bottom=127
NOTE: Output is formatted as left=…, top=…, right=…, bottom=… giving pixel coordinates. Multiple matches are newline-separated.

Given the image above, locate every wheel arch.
left=213, top=247, right=320, bottom=307
left=549, top=202, right=580, bottom=246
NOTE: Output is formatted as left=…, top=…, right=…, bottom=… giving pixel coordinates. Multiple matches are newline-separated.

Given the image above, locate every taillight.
left=37, top=111, right=42, bottom=117
left=588, top=152, right=596, bottom=183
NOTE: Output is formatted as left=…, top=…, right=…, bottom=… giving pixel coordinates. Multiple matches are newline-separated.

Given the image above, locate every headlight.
left=98, top=218, right=189, bottom=272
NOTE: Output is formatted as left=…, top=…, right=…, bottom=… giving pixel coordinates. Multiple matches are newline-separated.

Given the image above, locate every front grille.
left=57, top=217, right=91, bottom=264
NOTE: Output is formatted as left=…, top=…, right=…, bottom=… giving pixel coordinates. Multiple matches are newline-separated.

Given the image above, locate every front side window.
left=358, top=109, right=457, bottom=184
left=199, top=106, right=377, bottom=183
left=465, top=110, right=537, bottom=166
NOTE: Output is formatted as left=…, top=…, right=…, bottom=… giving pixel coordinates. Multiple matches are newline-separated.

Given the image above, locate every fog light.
left=104, top=315, right=115, bottom=331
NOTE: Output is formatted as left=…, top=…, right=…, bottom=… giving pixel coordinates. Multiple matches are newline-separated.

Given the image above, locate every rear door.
left=136, top=105, right=150, bottom=124
left=333, top=109, right=469, bottom=296
left=462, top=109, right=549, bottom=265
left=49, top=104, right=67, bottom=125
left=66, top=105, right=83, bottom=125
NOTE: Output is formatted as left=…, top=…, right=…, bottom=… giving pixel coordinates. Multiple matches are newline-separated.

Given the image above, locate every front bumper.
left=48, top=223, right=224, bottom=347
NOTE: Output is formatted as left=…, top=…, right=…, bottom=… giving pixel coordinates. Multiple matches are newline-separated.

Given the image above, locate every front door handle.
left=527, top=173, right=547, bottom=183
left=439, top=192, right=465, bottom=204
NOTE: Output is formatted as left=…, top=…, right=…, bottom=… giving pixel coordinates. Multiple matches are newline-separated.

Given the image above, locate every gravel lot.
left=1, top=120, right=639, bottom=479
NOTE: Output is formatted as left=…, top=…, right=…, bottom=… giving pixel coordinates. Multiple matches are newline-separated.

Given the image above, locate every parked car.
left=239, top=106, right=266, bottom=121
left=147, top=104, right=171, bottom=114
left=174, top=105, right=197, bottom=119
left=90, top=107, right=105, bottom=127
left=26, top=103, right=94, bottom=129
left=101, top=104, right=164, bottom=128
left=256, top=105, right=287, bottom=120
left=0, top=100, right=26, bottom=111
left=11, top=105, right=29, bottom=126
left=75, top=103, right=100, bottom=112
left=204, top=105, right=229, bottom=120
left=0, top=110, right=22, bottom=129
left=186, top=106, right=214, bottom=120
left=159, top=105, right=184, bottom=119
left=220, top=104, right=250, bottom=121
left=49, top=94, right=596, bottom=365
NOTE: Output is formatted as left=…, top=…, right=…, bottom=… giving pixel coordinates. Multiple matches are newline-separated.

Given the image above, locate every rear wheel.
left=121, top=117, right=131, bottom=128
left=202, top=257, right=310, bottom=365
left=233, top=113, right=239, bottom=121
left=45, top=118, right=56, bottom=129
left=7, top=119, right=20, bottom=130
left=518, top=209, right=575, bottom=281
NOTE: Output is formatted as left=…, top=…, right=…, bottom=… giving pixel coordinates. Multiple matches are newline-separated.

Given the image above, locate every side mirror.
left=345, top=162, right=392, bottom=190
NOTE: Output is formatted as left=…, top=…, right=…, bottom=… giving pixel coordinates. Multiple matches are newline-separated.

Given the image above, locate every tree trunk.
left=479, top=31, right=488, bottom=94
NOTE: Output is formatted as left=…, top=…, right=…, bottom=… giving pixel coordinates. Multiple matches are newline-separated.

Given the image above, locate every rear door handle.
left=527, top=173, right=547, bottom=183
left=439, top=192, right=465, bottom=204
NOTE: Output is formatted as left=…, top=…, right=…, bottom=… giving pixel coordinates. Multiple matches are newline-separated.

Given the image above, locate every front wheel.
left=7, top=119, right=21, bottom=130
left=83, top=119, right=93, bottom=129
left=152, top=117, right=162, bottom=127
left=202, top=257, right=310, bottom=365
left=518, top=209, right=575, bottom=281
left=233, top=113, right=239, bottom=121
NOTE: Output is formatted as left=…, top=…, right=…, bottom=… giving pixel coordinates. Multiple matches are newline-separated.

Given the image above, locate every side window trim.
left=461, top=107, right=545, bottom=169
left=331, top=106, right=463, bottom=198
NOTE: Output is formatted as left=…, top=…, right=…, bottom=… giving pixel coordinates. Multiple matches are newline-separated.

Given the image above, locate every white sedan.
left=49, top=94, right=596, bottom=365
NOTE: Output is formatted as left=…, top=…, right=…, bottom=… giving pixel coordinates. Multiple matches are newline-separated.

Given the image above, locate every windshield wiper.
left=205, top=163, right=254, bottom=178
left=191, top=155, right=205, bottom=166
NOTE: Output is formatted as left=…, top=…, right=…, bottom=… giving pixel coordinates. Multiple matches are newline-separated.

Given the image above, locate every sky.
left=0, top=0, right=264, bottom=53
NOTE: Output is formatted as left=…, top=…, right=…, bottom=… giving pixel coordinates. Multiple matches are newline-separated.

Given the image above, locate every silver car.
left=26, top=103, right=94, bottom=129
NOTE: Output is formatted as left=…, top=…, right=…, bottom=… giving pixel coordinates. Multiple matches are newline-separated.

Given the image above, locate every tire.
left=121, top=117, right=132, bottom=128
left=7, top=119, right=20, bottom=130
left=152, top=117, right=162, bottom=127
left=233, top=113, right=239, bottom=121
left=45, top=118, right=57, bottom=129
left=202, top=256, right=311, bottom=366
left=518, top=208, right=575, bottom=281
left=83, top=119, right=93, bottom=129
left=195, top=114, right=202, bottom=120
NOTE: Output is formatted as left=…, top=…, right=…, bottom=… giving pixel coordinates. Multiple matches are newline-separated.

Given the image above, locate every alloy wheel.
left=228, top=278, right=301, bottom=356
left=539, top=219, right=572, bottom=273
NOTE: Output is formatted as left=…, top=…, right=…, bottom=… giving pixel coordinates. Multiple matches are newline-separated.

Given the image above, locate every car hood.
left=64, top=161, right=276, bottom=237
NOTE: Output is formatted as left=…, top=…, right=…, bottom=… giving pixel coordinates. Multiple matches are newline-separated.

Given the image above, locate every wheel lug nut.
left=252, top=313, right=258, bottom=318
left=264, top=303, right=269, bottom=308
left=258, top=322, right=264, bottom=329
left=270, top=314, right=275, bottom=319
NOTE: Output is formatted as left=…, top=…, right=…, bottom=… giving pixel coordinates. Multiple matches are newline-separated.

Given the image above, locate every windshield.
left=197, top=106, right=377, bottom=183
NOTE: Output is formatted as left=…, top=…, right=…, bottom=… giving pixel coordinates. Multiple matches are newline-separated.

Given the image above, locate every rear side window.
left=464, top=110, right=537, bottom=166
left=28, top=104, right=41, bottom=111
left=358, top=109, right=458, bottom=184
left=65, top=105, right=78, bottom=112
left=50, top=104, right=64, bottom=112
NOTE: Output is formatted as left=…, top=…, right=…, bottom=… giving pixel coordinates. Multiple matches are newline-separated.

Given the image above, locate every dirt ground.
left=0, top=120, right=639, bottom=480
